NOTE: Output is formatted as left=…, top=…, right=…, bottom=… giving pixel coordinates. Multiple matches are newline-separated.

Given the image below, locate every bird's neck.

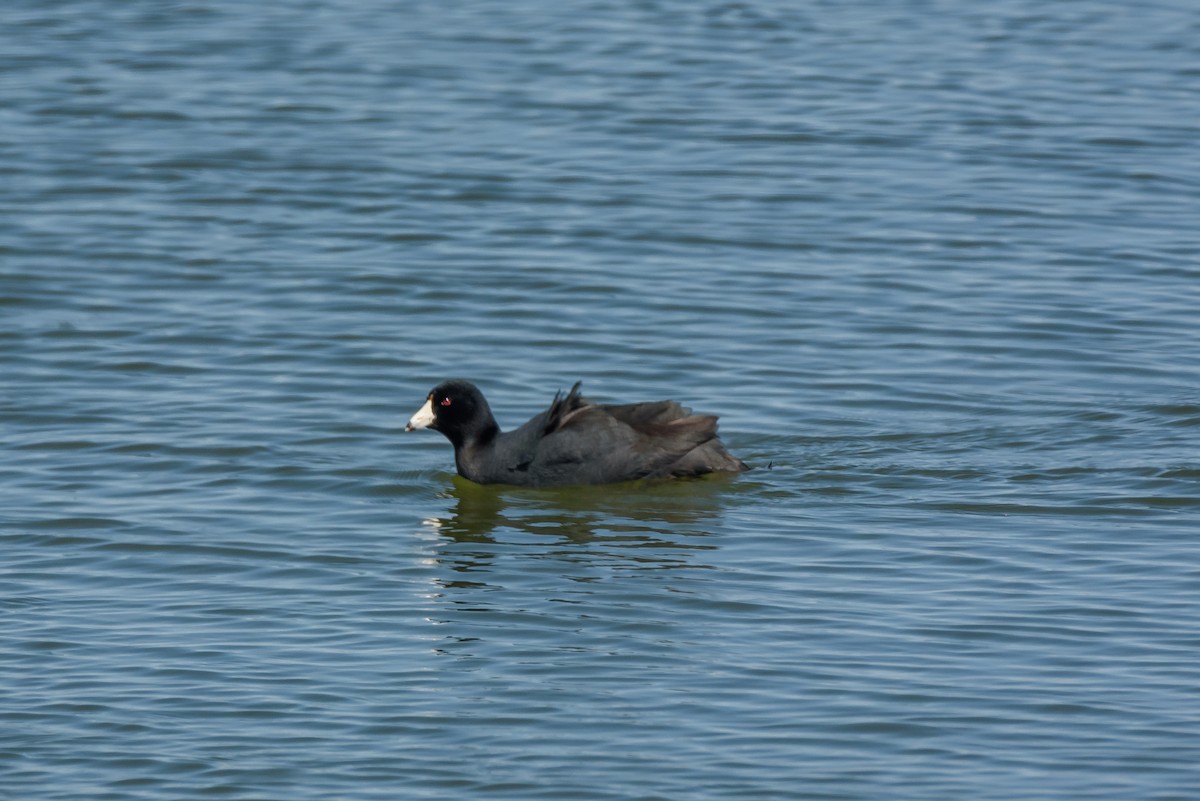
left=446, top=419, right=499, bottom=455
left=452, top=422, right=500, bottom=482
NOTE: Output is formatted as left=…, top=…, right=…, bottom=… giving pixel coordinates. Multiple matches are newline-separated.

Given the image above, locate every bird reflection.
left=419, top=473, right=743, bottom=578
left=428, top=473, right=737, bottom=542
left=416, top=475, right=750, bottom=662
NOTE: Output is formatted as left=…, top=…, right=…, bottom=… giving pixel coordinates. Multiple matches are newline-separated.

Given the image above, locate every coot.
left=406, top=380, right=747, bottom=487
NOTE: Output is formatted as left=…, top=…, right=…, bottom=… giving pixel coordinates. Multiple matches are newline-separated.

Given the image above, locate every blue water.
left=3, top=1, right=1200, bottom=799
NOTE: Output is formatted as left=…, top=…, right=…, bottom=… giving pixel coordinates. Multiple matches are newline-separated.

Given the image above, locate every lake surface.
left=3, top=1, right=1199, bottom=799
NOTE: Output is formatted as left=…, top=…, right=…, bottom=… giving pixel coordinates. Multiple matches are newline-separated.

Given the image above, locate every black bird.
left=406, top=380, right=747, bottom=487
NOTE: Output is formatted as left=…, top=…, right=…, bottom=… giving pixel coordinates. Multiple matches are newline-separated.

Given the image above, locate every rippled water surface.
left=3, top=1, right=1200, bottom=799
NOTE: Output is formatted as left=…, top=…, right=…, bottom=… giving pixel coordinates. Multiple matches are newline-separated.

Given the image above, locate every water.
left=3, top=1, right=1200, bottom=799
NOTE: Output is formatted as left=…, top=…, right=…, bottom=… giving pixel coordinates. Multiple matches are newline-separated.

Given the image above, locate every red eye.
left=440, top=397, right=452, bottom=407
